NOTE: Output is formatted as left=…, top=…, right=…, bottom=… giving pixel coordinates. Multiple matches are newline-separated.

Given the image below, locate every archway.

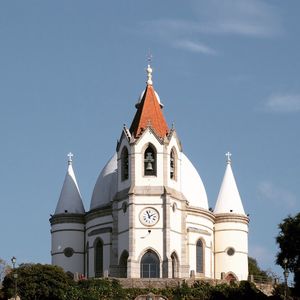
left=119, top=250, right=129, bottom=278
left=140, top=250, right=160, bottom=278
left=225, top=272, right=237, bottom=283
left=171, top=252, right=179, bottom=278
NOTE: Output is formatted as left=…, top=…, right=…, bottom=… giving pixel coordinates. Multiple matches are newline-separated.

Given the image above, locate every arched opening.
left=119, top=250, right=129, bottom=278
left=171, top=252, right=179, bottom=278
left=121, top=147, right=129, bottom=181
left=196, top=239, right=204, bottom=274
left=225, top=272, right=237, bottom=283
left=170, top=148, right=177, bottom=180
left=94, top=239, right=103, bottom=277
left=144, top=145, right=156, bottom=176
left=140, top=250, right=160, bottom=278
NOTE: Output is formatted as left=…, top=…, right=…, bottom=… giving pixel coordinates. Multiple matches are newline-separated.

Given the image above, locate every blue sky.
left=0, top=0, right=299, bottom=280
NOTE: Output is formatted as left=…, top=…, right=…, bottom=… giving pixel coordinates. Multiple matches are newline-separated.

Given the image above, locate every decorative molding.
left=51, top=228, right=85, bottom=234
left=88, top=227, right=112, bottom=236
left=186, top=207, right=215, bottom=223
left=49, top=213, right=85, bottom=225
left=187, top=227, right=211, bottom=236
left=214, top=213, right=249, bottom=224
left=85, top=205, right=112, bottom=222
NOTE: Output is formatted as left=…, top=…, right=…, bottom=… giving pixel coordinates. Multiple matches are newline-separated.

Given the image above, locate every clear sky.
left=0, top=0, right=299, bottom=280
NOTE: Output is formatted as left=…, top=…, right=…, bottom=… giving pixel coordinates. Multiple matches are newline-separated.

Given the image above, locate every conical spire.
left=214, top=153, right=245, bottom=215
left=129, top=64, right=169, bottom=139
left=54, top=153, right=85, bottom=215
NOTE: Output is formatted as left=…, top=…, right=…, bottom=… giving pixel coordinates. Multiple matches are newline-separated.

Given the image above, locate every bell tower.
left=110, top=64, right=187, bottom=278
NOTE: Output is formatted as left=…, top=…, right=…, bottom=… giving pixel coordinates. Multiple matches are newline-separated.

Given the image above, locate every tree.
left=276, top=212, right=300, bottom=296
left=248, top=257, right=273, bottom=283
left=0, top=259, right=10, bottom=284
left=2, top=263, right=74, bottom=300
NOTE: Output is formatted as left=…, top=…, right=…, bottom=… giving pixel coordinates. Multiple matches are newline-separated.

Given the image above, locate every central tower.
left=111, top=64, right=189, bottom=278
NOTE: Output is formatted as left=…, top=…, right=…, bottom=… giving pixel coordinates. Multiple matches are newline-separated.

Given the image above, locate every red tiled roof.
left=130, top=85, right=169, bottom=139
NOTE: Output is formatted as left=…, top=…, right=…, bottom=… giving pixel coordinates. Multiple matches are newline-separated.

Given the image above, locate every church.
left=50, top=64, right=249, bottom=281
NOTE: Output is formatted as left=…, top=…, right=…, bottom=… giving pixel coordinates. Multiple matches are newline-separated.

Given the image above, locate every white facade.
left=50, top=66, right=249, bottom=281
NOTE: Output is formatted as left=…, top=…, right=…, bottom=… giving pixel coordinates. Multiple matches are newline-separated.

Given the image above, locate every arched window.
left=119, top=250, right=129, bottom=278
left=86, top=242, right=89, bottom=278
left=121, top=147, right=129, bottom=181
left=144, top=145, right=156, bottom=176
left=170, top=149, right=176, bottom=180
left=140, top=250, right=160, bottom=278
left=196, top=239, right=204, bottom=273
left=95, top=239, right=103, bottom=277
left=171, top=252, right=179, bottom=278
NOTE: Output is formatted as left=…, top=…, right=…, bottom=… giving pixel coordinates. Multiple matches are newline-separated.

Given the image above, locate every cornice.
left=49, top=213, right=85, bottom=225
left=85, top=205, right=112, bottom=223
left=186, top=206, right=215, bottom=222
left=214, top=213, right=249, bottom=224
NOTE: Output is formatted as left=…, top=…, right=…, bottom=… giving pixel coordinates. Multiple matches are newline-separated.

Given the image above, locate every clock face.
left=140, top=207, right=159, bottom=226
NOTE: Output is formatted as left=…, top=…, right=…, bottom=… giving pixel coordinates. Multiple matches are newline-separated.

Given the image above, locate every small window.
left=144, top=145, right=156, bottom=176
left=122, top=201, right=128, bottom=213
left=64, top=247, right=74, bottom=257
left=226, top=247, right=235, bottom=256
left=170, top=149, right=176, bottom=180
left=121, top=147, right=129, bottom=181
left=172, top=202, right=177, bottom=212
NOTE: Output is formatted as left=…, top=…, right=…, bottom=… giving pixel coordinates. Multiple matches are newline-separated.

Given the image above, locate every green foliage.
left=2, top=263, right=74, bottom=300
left=0, top=271, right=279, bottom=300
left=248, top=257, right=272, bottom=283
left=276, top=212, right=300, bottom=296
left=0, top=259, right=9, bottom=284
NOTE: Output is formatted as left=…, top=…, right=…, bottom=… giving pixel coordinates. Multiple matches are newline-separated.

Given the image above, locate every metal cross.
left=147, top=51, right=153, bottom=65
left=225, top=152, right=232, bottom=163
left=67, top=152, right=73, bottom=164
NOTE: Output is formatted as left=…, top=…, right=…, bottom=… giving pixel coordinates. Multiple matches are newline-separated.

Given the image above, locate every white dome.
left=136, top=89, right=163, bottom=107
left=90, top=152, right=209, bottom=211
left=90, top=153, right=117, bottom=210
left=181, top=153, right=209, bottom=210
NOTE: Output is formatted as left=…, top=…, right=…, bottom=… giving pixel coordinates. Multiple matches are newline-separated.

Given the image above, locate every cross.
left=147, top=51, right=153, bottom=65
left=67, top=152, right=73, bottom=164
left=225, top=152, right=232, bottom=163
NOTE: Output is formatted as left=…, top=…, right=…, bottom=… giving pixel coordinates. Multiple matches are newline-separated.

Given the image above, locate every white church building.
left=50, top=64, right=249, bottom=281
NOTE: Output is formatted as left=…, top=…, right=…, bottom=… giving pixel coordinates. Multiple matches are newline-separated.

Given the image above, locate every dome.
left=90, top=153, right=117, bottom=210
left=136, top=89, right=164, bottom=108
left=181, top=153, right=209, bottom=210
left=90, top=152, right=209, bottom=210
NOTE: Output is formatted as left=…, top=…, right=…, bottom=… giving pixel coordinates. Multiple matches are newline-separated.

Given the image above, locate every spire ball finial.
left=67, top=152, right=73, bottom=165
left=225, top=152, right=232, bottom=164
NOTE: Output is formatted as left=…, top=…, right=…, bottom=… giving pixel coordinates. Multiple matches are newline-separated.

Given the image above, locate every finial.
left=225, top=152, right=232, bottom=164
left=146, top=52, right=153, bottom=85
left=146, top=64, right=153, bottom=85
left=67, top=152, right=73, bottom=165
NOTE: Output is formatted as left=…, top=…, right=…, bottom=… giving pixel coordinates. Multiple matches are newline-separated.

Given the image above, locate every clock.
left=140, top=207, right=159, bottom=226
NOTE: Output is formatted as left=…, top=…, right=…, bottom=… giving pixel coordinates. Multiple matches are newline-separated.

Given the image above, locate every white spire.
left=214, top=153, right=245, bottom=215
left=54, top=153, right=85, bottom=215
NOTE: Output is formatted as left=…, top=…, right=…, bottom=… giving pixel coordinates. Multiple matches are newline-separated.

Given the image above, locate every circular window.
left=122, top=201, right=128, bottom=213
left=226, top=247, right=235, bottom=256
left=64, top=247, right=74, bottom=257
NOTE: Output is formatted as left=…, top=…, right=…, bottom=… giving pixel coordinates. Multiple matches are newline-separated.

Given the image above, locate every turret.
left=50, top=153, right=85, bottom=277
left=214, top=153, right=249, bottom=281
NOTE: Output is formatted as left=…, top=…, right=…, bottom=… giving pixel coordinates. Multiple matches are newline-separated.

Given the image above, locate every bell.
left=146, top=162, right=153, bottom=171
